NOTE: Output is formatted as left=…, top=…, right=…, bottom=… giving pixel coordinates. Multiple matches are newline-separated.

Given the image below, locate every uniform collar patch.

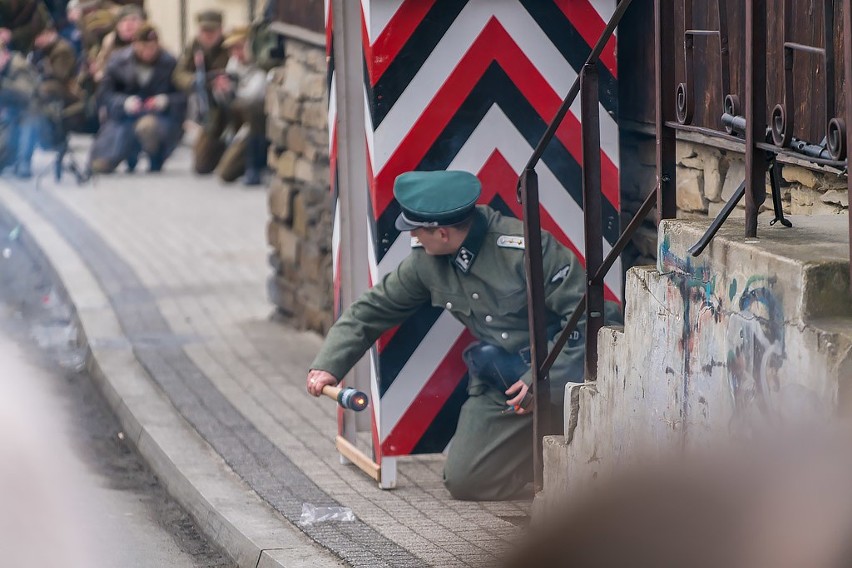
left=450, top=209, right=487, bottom=273
left=454, top=247, right=475, bottom=272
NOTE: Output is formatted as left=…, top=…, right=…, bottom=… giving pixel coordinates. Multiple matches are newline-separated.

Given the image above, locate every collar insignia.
left=454, top=247, right=475, bottom=273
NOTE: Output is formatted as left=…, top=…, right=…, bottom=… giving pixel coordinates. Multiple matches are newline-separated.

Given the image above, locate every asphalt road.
left=0, top=211, right=233, bottom=568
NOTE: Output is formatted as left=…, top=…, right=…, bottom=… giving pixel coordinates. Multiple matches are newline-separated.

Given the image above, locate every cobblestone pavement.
left=0, top=141, right=529, bottom=567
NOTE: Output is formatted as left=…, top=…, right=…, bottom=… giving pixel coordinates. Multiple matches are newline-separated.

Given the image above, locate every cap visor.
left=394, top=213, right=420, bottom=232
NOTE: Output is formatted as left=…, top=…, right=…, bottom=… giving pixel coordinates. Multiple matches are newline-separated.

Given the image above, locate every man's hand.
left=0, top=29, right=11, bottom=46
left=144, top=94, right=169, bottom=112
left=211, top=74, right=232, bottom=94
left=307, top=369, right=338, bottom=397
left=505, top=380, right=534, bottom=415
left=123, top=95, right=142, bottom=115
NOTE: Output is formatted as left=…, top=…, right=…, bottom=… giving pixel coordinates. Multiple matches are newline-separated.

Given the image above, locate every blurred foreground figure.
left=503, top=435, right=852, bottom=568
left=0, top=341, right=90, bottom=568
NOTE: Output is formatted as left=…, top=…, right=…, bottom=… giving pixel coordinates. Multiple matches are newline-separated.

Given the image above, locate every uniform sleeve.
left=51, top=43, right=78, bottom=83
left=97, top=59, right=128, bottom=118
left=171, top=45, right=196, bottom=93
left=519, top=232, right=586, bottom=388
left=310, top=255, right=431, bottom=381
left=0, top=58, right=37, bottom=108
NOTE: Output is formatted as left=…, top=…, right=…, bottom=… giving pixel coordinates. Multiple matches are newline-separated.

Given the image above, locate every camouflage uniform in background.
left=172, top=11, right=230, bottom=174
left=214, top=26, right=268, bottom=185
left=0, top=0, right=51, bottom=51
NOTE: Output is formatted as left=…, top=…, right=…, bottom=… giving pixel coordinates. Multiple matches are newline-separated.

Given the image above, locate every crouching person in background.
left=214, top=26, right=268, bottom=186
left=89, top=23, right=186, bottom=173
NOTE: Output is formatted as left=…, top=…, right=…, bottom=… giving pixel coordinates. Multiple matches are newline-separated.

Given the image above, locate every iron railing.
left=520, top=0, right=852, bottom=491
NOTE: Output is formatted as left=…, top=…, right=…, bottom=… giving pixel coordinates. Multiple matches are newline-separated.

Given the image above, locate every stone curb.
left=0, top=183, right=342, bottom=568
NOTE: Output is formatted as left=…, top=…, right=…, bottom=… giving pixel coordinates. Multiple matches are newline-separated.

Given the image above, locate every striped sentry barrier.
left=330, top=0, right=621, bottom=480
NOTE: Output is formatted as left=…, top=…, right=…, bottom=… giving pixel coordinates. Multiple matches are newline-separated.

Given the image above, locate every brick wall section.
left=620, top=130, right=849, bottom=270
left=265, top=33, right=334, bottom=334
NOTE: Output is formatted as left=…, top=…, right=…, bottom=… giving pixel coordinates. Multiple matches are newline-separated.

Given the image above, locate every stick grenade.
left=321, top=385, right=369, bottom=411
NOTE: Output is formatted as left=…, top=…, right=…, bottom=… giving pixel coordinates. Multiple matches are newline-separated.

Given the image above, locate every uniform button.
left=501, top=332, right=509, bottom=340
left=471, top=293, right=480, bottom=300
left=445, top=302, right=453, bottom=309
left=485, top=315, right=493, bottom=323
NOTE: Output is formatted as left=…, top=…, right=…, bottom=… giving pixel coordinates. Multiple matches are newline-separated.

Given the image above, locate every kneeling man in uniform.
left=306, top=170, right=593, bottom=501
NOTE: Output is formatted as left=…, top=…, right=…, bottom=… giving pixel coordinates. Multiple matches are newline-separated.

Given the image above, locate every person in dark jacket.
left=89, top=23, right=186, bottom=173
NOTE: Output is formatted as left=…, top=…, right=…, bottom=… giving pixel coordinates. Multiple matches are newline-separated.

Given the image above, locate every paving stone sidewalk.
left=1, top=140, right=530, bottom=567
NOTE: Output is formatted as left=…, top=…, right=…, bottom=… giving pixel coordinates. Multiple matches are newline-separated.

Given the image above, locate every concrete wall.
left=263, top=27, right=333, bottom=333
left=540, top=214, right=852, bottom=512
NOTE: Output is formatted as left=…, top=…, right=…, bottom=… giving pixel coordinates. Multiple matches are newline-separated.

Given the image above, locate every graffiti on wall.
left=658, top=237, right=808, bottom=428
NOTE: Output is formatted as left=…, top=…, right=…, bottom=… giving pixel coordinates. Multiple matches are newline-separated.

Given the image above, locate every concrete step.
left=540, top=214, right=852, bottom=510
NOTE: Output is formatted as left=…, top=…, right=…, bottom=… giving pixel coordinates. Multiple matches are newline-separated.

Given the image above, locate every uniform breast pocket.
left=431, top=291, right=471, bottom=316
left=496, top=288, right=528, bottom=316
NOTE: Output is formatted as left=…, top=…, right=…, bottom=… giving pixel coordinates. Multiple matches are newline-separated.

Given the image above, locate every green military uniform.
left=310, top=171, right=590, bottom=501
left=172, top=10, right=230, bottom=174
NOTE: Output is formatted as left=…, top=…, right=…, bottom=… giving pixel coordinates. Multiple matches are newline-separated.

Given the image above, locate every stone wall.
left=620, top=130, right=850, bottom=270
left=264, top=29, right=334, bottom=334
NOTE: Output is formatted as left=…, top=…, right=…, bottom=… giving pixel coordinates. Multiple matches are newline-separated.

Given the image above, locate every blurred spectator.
left=10, top=22, right=83, bottom=177
left=503, top=435, right=852, bottom=568
left=0, top=38, right=39, bottom=177
left=214, top=26, right=268, bottom=186
left=172, top=10, right=230, bottom=175
left=92, top=4, right=142, bottom=81
left=89, top=23, right=186, bottom=173
left=0, top=0, right=52, bottom=51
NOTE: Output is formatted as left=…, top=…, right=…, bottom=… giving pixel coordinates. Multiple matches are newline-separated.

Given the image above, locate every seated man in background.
left=212, top=26, right=268, bottom=186
left=89, top=23, right=186, bottom=173
left=0, top=38, right=39, bottom=177
left=171, top=10, right=230, bottom=175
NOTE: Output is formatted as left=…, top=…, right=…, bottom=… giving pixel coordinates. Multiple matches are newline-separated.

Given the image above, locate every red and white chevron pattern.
left=332, top=0, right=621, bottom=459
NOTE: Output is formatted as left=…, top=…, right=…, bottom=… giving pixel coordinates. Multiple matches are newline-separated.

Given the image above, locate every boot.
left=243, top=133, right=267, bottom=187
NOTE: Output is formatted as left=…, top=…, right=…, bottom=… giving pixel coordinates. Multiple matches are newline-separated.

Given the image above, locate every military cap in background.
left=222, top=25, right=249, bottom=49
left=115, top=5, right=144, bottom=21
left=196, top=10, right=223, bottom=30
left=81, top=8, right=115, bottom=40
left=394, top=171, right=482, bottom=231
left=133, top=22, right=158, bottom=42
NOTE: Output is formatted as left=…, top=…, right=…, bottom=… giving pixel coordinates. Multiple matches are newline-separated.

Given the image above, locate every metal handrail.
left=518, top=0, right=635, bottom=492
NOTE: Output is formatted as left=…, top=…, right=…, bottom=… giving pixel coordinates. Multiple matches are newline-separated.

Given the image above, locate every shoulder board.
left=497, top=235, right=525, bottom=250
left=411, top=237, right=423, bottom=248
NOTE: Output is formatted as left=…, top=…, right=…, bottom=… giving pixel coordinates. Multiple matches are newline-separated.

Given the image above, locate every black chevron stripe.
left=373, top=62, right=619, bottom=266
left=518, top=0, right=619, bottom=118
left=410, top=371, right=469, bottom=455
left=367, top=0, right=469, bottom=129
